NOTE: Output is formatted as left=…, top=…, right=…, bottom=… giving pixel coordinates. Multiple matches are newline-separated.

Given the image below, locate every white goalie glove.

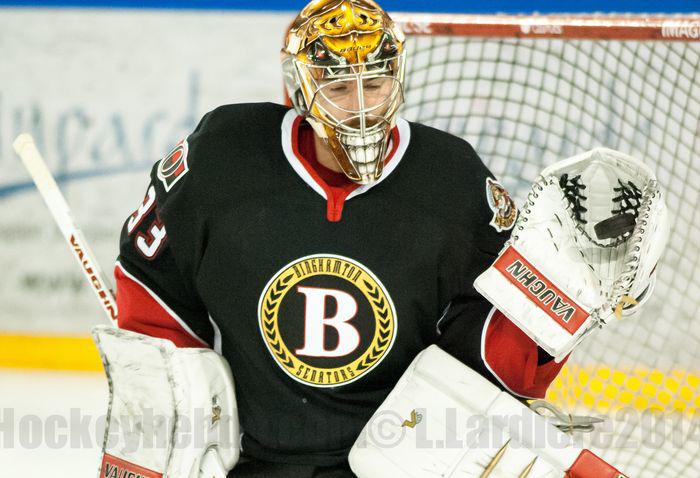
left=92, top=326, right=240, bottom=478
left=475, top=148, right=670, bottom=360
left=349, top=346, right=626, bottom=478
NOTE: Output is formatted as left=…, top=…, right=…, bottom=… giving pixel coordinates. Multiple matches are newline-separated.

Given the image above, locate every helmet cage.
left=290, top=51, right=406, bottom=183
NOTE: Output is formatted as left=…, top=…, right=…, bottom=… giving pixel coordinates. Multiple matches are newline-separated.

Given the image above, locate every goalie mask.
left=282, top=0, right=406, bottom=184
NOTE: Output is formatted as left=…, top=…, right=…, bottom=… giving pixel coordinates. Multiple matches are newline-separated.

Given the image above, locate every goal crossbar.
left=393, top=13, right=700, bottom=40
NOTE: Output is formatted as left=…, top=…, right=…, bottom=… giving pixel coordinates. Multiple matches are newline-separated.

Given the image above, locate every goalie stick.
left=12, top=133, right=118, bottom=327
left=13, top=134, right=231, bottom=478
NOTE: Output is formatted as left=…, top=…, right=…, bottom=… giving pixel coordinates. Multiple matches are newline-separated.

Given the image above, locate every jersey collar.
left=281, top=109, right=411, bottom=202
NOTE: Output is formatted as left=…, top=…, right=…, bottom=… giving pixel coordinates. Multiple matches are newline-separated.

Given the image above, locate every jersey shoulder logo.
left=486, top=178, right=517, bottom=232
left=157, top=139, right=189, bottom=192
left=258, top=254, right=397, bottom=388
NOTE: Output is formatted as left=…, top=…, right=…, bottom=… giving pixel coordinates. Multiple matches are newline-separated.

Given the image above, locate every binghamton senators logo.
left=157, top=139, right=189, bottom=191
left=258, top=254, right=397, bottom=387
left=486, top=178, right=517, bottom=232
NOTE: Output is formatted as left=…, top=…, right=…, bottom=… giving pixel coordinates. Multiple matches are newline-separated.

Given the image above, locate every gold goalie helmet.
left=282, top=0, right=406, bottom=184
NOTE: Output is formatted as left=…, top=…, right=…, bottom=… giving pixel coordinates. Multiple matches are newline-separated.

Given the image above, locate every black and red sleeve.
left=115, top=133, right=215, bottom=350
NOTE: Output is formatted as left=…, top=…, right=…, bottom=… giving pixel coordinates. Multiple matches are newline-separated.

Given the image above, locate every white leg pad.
left=349, top=345, right=581, bottom=478
left=93, top=325, right=240, bottom=478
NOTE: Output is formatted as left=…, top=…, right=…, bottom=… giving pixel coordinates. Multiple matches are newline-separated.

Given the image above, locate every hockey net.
left=394, top=14, right=700, bottom=477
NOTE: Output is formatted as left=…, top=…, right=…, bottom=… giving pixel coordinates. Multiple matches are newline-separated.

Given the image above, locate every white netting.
left=399, top=26, right=700, bottom=477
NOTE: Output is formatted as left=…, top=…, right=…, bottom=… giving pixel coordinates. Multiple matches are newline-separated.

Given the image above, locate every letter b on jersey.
left=258, top=254, right=397, bottom=387
left=295, top=286, right=360, bottom=357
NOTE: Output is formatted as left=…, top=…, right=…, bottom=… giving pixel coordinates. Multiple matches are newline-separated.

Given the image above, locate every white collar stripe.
left=280, top=113, right=328, bottom=200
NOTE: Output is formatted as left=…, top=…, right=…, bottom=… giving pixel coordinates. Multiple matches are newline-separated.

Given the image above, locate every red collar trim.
left=290, top=116, right=400, bottom=222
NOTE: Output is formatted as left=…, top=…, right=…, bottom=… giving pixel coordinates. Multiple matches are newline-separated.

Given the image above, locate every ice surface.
left=0, top=369, right=108, bottom=477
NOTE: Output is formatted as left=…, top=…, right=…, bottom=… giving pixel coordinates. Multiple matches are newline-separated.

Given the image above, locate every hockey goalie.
left=90, top=1, right=669, bottom=477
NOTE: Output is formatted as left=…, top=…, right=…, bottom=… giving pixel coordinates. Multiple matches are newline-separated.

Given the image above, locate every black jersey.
left=116, top=102, right=538, bottom=467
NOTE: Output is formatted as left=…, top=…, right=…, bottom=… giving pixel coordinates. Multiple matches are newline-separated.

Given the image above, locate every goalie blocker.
left=475, top=148, right=669, bottom=360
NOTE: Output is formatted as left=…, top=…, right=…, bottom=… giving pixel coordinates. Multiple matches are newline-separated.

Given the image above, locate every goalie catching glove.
left=475, top=148, right=669, bottom=360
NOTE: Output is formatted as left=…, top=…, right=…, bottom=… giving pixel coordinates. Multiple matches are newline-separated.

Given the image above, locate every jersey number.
left=136, top=220, right=167, bottom=259
left=127, top=186, right=157, bottom=235
left=128, top=185, right=167, bottom=259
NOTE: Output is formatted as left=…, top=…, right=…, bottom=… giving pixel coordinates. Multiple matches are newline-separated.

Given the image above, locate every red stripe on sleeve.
left=482, top=309, right=567, bottom=398
left=114, top=264, right=209, bottom=349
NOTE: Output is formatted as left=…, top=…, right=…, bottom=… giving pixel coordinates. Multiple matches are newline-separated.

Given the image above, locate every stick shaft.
left=13, top=133, right=118, bottom=326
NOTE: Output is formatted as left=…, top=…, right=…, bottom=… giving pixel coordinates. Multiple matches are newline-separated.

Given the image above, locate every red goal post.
left=394, top=13, right=700, bottom=40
